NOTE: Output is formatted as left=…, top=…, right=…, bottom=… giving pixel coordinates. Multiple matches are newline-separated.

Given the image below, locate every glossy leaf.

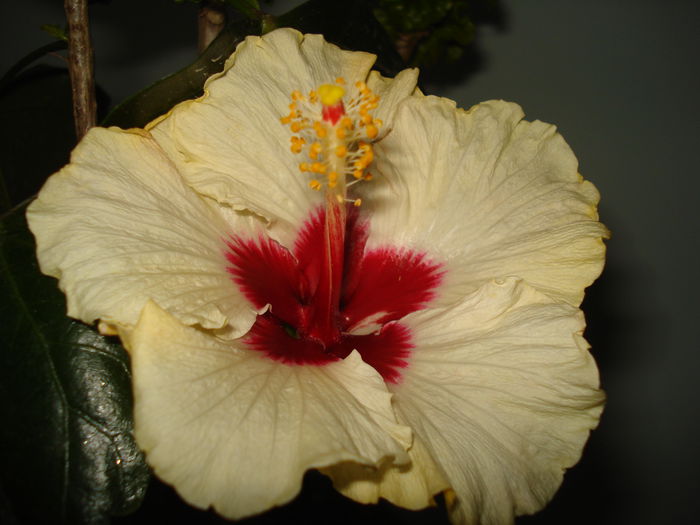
left=0, top=205, right=149, bottom=524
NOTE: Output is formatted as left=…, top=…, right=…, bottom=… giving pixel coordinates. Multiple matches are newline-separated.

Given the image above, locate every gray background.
left=2, top=1, right=698, bottom=523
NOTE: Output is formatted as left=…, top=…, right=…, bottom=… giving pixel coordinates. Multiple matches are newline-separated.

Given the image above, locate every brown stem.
left=198, top=2, right=227, bottom=54
left=64, top=0, right=96, bottom=140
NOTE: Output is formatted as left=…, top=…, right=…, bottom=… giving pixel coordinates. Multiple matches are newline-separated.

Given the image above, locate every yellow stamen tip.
left=335, top=145, right=347, bottom=157
left=318, top=84, right=345, bottom=106
left=313, top=121, right=328, bottom=138
left=353, top=198, right=362, bottom=207
left=366, top=124, right=378, bottom=139
left=335, top=77, right=345, bottom=85
left=309, top=180, right=322, bottom=191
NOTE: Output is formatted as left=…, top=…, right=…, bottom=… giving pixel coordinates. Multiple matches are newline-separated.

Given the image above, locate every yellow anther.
left=355, top=81, right=369, bottom=94
left=361, top=113, right=372, bottom=125
left=354, top=159, right=367, bottom=170
left=335, top=145, right=347, bottom=157
left=335, top=77, right=345, bottom=85
left=363, top=146, right=373, bottom=163
left=353, top=170, right=364, bottom=179
left=336, top=127, right=347, bottom=140
left=318, top=84, right=345, bottom=106
left=309, top=90, right=318, bottom=103
left=366, top=123, right=378, bottom=139
left=280, top=115, right=292, bottom=125
left=299, top=162, right=310, bottom=172
left=309, top=142, right=322, bottom=160
left=374, top=118, right=383, bottom=128
left=328, top=180, right=337, bottom=189
left=340, top=117, right=353, bottom=129
left=313, top=121, right=327, bottom=138
left=291, top=121, right=303, bottom=133
left=353, top=198, right=362, bottom=207
left=364, top=172, right=373, bottom=181
left=311, top=162, right=327, bottom=174
left=309, top=179, right=322, bottom=191
left=289, top=102, right=297, bottom=110
left=328, top=171, right=338, bottom=182
left=290, top=136, right=305, bottom=154
left=291, top=90, right=303, bottom=101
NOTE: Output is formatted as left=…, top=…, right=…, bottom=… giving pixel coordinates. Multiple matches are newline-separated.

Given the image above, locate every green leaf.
left=102, top=13, right=259, bottom=129
left=277, top=0, right=404, bottom=77
left=0, top=204, right=150, bottom=524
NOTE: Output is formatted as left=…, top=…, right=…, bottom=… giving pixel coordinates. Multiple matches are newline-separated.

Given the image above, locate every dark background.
left=1, top=0, right=698, bottom=524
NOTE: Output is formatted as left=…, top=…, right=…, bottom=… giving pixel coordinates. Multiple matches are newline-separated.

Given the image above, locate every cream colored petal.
left=365, top=68, right=419, bottom=139
left=129, top=301, right=412, bottom=520
left=322, top=422, right=450, bottom=510
left=363, top=96, right=607, bottom=306
left=391, top=278, right=603, bottom=524
left=27, top=127, right=258, bottom=336
left=149, top=28, right=412, bottom=244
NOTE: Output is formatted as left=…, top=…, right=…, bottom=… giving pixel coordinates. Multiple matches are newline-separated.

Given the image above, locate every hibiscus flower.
left=27, top=28, right=607, bottom=524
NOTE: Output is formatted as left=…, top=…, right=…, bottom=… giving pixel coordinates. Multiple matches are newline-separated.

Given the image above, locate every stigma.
left=280, top=77, right=382, bottom=206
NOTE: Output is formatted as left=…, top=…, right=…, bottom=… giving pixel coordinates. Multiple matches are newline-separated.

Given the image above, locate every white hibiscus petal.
left=129, top=301, right=412, bottom=520
left=323, top=423, right=450, bottom=510
left=27, top=127, right=257, bottom=336
left=392, top=278, right=603, bottom=524
left=365, top=68, right=419, bottom=138
left=364, top=95, right=607, bottom=306
left=149, top=28, right=411, bottom=244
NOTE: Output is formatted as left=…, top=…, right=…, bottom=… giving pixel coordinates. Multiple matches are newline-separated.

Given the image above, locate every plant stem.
left=198, top=1, right=227, bottom=54
left=64, top=0, right=96, bottom=140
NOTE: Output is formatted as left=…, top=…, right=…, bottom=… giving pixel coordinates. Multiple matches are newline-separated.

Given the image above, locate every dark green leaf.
left=102, top=13, right=259, bottom=129
left=0, top=204, right=150, bottom=524
left=277, top=0, right=404, bottom=77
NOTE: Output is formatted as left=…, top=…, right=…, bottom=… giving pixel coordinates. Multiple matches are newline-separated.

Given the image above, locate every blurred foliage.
left=375, top=0, right=502, bottom=66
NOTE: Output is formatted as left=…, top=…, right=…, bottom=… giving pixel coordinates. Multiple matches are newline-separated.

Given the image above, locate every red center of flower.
left=225, top=206, right=443, bottom=383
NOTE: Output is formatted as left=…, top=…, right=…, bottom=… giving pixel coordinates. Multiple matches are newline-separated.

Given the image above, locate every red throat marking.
left=226, top=206, right=443, bottom=383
